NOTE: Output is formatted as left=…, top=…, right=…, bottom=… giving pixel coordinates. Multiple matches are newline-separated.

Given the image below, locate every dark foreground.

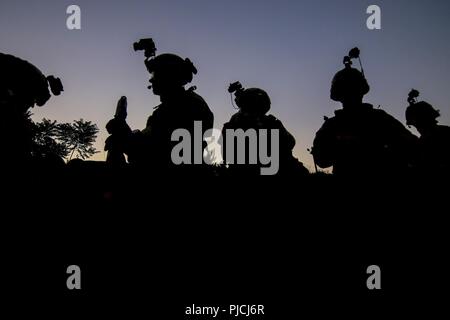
left=1, top=163, right=448, bottom=318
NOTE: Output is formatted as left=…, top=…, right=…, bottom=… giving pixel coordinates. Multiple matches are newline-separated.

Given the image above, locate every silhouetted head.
left=237, top=88, right=271, bottom=115
left=228, top=82, right=271, bottom=115
left=330, top=65, right=370, bottom=106
left=146, top=53, right=197, bottom=96
left=406, top=90, right=440, bottom=132
left=0, top=53, right=63, bottom=112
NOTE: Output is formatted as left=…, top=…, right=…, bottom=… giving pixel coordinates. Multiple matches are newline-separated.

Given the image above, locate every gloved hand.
left=106, top=96, right=131, bottom=135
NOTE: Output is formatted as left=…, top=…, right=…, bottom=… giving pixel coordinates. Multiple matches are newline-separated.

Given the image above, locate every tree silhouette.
left=31, top=117, right=69, bottom=159
left=57, top=119, right=99, bottom=160
left=30, top=118, right=99, bottom=161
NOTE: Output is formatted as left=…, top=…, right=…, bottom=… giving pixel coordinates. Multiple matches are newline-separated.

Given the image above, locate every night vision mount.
left=407, top=89, right=420, bottom=105
left=133, top=38, right=157, bottom=59
left=343, top=47, right=365, bottom=76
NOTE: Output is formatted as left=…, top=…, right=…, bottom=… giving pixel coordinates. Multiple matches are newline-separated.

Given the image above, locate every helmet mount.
left=134, top=38, right=197, bottom=90
left=406, top=89, right=441, bottom=128
left=228, top=81, right=271, bottom=114
left=343, top=47, right=365, bottom=77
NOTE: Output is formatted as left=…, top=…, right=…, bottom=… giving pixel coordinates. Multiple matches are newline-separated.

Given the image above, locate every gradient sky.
left=1, top=0, right=450, bottom=171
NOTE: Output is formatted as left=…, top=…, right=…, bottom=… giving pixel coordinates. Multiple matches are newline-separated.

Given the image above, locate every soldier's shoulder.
left=145, top=108, right=160, bottom=127
left=186, top=90, right=208, bottom=107
left=438, top=124, right=450, bottom=130
left=224, top=112, right=244, bottom=128
left=321, top=114, right=339, bottom=127
left=263, top=114, right=286, bottom=128
left=186, top=90, right=213, bottom=118
left=265, top=114, right=280, bottom=122
left=0, top=52, right=20, bottom=66
left=229, top=112, right=241, bottom=121
left=371, top=107, right=391, bottom=117
left=437, top=125, right=450, bottom=136
left=371, top=107, right=402, bottom=124
left=367, top=104, right=394, bottom=118
left=149, top=103, right=163, bottom=117
left=315, top=115, right=339, bottom=137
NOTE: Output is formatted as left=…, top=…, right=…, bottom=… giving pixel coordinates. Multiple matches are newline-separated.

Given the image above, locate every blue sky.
left=1, top=0, right=449, bottom=170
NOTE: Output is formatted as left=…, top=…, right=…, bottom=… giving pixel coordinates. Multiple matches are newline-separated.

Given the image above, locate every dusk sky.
left=1, top=0, right=450, bottom=171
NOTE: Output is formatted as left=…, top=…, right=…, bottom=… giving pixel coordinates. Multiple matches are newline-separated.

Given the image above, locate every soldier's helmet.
left=0, top=53, right=63, bottom=110
left=330, top=48, right=370, bottom=102
left=406, top=89, right=440, bottom=127
left=145, top=53, right=197, bottom=87
left=228, top=82, right=271, bottom=115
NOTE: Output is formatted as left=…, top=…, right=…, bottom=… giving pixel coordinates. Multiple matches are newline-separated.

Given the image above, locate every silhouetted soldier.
left=406, top=89, right=450, bottom=175
left=312, top=48, right=417, bottom=177
left=105, top=39, right=213, bottom=173
left=105, top=96, right=132, bottom=166
left=0, top=52, right=63, bottom=167
left=220, top=81, right=308, bottom=176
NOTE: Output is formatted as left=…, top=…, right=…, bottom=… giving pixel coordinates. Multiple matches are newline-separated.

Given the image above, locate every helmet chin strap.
left=230, top=93, right=239, bottom=110
left=358, top=57, right=365, bottom=77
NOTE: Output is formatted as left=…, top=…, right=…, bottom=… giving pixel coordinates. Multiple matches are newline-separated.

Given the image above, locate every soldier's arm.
left=381, top=111, right=419, bottom=167
left=268, top=115, right=296, bottom=151
left=312, top=120, right=337, bottom=169
left=219, top=122, right=231, bottom=164
left=123, top=114, right=155, bottom=162
left=383, top=112, right=418, bottom=147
